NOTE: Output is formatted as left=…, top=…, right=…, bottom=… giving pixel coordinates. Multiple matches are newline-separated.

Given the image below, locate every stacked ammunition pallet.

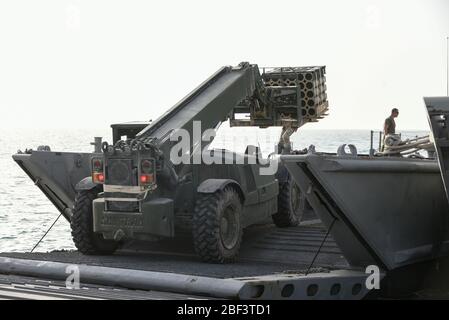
left=261, top=66, right=329, bottom=122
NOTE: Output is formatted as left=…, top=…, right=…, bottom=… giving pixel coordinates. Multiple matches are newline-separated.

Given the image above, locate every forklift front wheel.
left=192, top=187, right=243, bottom=263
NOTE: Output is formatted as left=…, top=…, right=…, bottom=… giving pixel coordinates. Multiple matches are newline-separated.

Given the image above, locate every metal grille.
left=106, top=159, right=135, bottom=186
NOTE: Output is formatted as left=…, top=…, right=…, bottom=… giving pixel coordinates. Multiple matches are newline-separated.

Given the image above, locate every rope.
left=305, top=218, right=336, bottom=275
left=30, top=213, right=63, bottom=253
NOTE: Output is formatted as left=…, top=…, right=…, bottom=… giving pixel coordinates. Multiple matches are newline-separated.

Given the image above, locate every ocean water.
left=0, top=127, right=427, bottom=253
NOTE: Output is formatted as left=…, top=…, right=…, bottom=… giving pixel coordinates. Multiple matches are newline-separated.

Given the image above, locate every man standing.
left=384, top=108, right=399, bottom=136
left=382, top=108, right=399, bottom=151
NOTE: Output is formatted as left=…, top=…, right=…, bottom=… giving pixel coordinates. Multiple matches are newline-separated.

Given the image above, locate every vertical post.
left=91, top=137, right=103, bottom=153
left=370, top=130, right=374, bottom=156
left=378, top=131, right=383, bottom=152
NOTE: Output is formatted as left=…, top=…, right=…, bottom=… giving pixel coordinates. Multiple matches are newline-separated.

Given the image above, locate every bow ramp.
left=281, top=149, right=449, bottom=272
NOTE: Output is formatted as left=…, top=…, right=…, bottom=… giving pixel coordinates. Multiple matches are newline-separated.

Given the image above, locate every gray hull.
left=13, top=151, right=93, bottom=221
left=282, top=154, right=449, bottom=271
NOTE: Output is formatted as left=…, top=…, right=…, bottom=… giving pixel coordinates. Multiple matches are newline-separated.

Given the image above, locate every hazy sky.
left=0, top=0, right=448, bottom=131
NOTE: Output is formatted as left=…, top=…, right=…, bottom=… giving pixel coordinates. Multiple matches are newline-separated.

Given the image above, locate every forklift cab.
left=111, top=121, right=151, bottom=144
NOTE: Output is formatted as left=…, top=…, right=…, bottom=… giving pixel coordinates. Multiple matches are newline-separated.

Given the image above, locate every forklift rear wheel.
left=272, top=177, right=304, bottom=227
left=192, top=187, right=243, bottom=263
left=71, top=188, right=118, bottom=255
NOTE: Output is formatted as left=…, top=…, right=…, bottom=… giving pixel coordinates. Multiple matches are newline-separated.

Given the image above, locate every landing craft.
left=9, top=62, right=449, bottom=299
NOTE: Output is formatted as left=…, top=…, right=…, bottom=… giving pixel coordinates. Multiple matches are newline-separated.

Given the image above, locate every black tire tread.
left=71, top=189, right=118, bottom=255
left=272, top=179, right=301, bottom=228
left=192, top=188, right=242, bottom=264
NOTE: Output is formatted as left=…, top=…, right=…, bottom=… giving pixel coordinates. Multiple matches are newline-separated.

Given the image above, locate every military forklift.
left=13, top=62, right=328, bottom=263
